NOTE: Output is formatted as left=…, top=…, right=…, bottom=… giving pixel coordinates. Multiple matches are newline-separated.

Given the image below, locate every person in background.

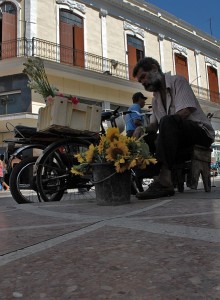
left=132, top=56, right=215, bottom=200
left=0, top=154, right=9, bottom=191
left=11, top=155, right=22, bottom=169
left=125, top=92, right=147, bottom=137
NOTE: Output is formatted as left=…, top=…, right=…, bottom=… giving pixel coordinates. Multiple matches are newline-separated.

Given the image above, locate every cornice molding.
left=194, top=49, right=201, bottom=55
left=205, top=56, right=217, bottom=67
left=172, top=42, right=187, bottom=55
left=56, top=0, right=86, bottom=14
left=124, top=21, right=144, bottom=38
left=158, top=33, right=165, bottom=41
left=99, top=8, right=108, bottom=18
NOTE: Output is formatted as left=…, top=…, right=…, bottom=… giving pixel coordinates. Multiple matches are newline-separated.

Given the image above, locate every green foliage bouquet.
left=23, top=57, right=59, bottom=99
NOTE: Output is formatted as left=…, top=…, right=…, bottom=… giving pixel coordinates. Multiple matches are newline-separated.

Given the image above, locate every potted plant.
left=71, top=127, right=157, bottom=205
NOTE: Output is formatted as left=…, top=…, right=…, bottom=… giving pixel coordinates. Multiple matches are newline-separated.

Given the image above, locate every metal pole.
left=212, top=173, right=216, bottom=187
left=209, top=18, right=213, bottom=36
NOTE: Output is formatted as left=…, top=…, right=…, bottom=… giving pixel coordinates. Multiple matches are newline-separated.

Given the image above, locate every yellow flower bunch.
left=71, top=127, right=157, bottom=175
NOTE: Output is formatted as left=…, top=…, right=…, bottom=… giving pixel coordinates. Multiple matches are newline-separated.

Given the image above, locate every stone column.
left=100, top=8, right=108, bottom=71
left=158, top=33, right=165, bottom=72
left=102, top=101, right=110, bottom=111
left=194, top=49, right=201, bottom=87
left=25, top=0, right=37, bottom=40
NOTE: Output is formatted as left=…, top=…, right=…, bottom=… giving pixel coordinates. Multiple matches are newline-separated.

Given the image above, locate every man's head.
left=133, top=57, right=164, bottom=92
left=132, top=92, right=147, bottom=108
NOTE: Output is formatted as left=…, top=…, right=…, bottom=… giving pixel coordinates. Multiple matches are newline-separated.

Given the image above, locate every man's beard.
left=143, top=71, right=162, bottom=92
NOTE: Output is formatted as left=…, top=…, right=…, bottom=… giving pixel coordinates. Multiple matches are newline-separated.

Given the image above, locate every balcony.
left=191, top=84, right=220, bottom=105
left=0, top=37, right=220, bottom=104
left=0, top=38, right=129, bottom=80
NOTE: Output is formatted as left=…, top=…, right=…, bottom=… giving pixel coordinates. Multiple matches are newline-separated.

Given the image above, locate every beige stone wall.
left=36, top=0, right=57, bottom=43
left=106, top=16, right=125, bottom=63
left=145, top=32, right=160, bottom=62
left=86, top=8, right=102, bottom=56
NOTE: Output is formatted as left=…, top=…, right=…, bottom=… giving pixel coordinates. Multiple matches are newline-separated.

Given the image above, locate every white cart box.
left=37, top=96, right=102, bottom=135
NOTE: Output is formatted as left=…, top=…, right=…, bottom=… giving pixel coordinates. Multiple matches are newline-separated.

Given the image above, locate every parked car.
left=210, top=163, right=218, bottom=176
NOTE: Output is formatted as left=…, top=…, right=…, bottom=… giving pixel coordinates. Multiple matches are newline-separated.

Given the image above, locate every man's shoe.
left=136, top=181, right=175, bottom=200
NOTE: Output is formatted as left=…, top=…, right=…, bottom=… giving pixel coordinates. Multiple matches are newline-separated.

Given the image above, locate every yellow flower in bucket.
left=106, top=127, right=120, bottom=142
left=86, top=144, right=97, bottom=163
left=71, top=127, right=157, bottom=175
left=105, top=140, right=129, bottom=162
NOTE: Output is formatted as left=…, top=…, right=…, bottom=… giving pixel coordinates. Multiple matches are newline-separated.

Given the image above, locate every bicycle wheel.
left=9, top=157, right=40, bottom=204
left=36, top=138, right=94, bottom=202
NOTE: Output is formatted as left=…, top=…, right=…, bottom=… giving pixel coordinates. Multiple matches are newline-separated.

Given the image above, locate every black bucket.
left=92, top=163, right=131, bottom=206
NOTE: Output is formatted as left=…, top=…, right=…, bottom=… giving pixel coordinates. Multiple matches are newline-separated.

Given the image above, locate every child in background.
left=0, top=155, right=9, bottom=191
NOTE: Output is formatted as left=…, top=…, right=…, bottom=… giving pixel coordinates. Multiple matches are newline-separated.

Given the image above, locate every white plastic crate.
left=37, top=96, right=102, bottom=135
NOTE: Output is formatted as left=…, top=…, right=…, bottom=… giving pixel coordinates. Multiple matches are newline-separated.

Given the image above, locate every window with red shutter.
left=208, top=66, right=219, bottom=103
left=127, top=35, right=144, bottom=80
left=0, top=2, right=17, bottom=59
left=174, top=53, right=189, bottom=81
left=60, top=10, right=84, bottom=67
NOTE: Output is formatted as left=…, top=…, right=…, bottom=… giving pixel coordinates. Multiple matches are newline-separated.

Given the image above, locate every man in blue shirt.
left=125, top=92, right=147, bottom=137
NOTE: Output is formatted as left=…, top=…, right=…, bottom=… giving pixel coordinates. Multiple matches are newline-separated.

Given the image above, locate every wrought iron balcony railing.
left=0, top=37, right=220, bottom=104
left=0, top=38, right=129, bottom=79
left=191, top=84, right=220, bottom=104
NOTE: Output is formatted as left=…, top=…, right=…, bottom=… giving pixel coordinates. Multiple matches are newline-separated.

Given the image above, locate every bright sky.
left=146, top=0, right=220, bottom=41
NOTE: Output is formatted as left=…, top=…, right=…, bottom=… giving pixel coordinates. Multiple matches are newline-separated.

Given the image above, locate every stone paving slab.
left=0, top=224, right=92, bottom=256
left=130, top=196, right=220, bottom=218
left=0, top=226, right=220, bottom=300
left=39, top=198, right=157, bottom=217
left=0, top=208, right=84, bottom=228
left=149, top=214, right=220, bottom=229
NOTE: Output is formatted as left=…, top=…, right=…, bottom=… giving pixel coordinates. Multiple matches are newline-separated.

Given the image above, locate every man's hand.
left=133, top=122, right=158, bottom=139
left=133, top=119, right=143, bottom=127
left=133, top=126, right=145, bottom=139
left=146, top=122, right=158, bottom=134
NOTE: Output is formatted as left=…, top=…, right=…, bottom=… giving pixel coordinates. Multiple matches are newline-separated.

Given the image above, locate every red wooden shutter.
left=60, top=21, right=73, bottom=65
left=208, top=66, right=219, bottom=103
left=74, top=25, right=84, bottom=67
left=175, top=54, right=189, bottom=81
left=2, top=12, right=16, bottom=59
left=127, top=45, right=137, bottom=80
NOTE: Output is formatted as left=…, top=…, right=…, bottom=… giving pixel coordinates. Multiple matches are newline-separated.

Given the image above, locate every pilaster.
left=193, top=49, right=201, bottom=87
left=99, top=8, right=108, bottom=62
left=158, top=33, right=165, bottom=72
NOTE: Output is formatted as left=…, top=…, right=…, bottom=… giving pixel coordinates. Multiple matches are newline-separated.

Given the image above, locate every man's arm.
left=173, top=76, right=197, bottom=119
left=176, top=107, right=195, bottom=119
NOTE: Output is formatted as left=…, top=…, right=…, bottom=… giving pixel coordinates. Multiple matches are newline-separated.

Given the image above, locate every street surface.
left=0, top=177, right=220, bottom=299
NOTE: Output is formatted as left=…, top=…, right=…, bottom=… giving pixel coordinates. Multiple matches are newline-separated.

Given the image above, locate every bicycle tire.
left=9, top=157, right=39, bottom=204
left=36, top=138, right=92, bottom=202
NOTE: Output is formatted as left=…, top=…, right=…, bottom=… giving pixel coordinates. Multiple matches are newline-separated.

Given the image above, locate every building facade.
left=0, top=0, right=220, bottom=156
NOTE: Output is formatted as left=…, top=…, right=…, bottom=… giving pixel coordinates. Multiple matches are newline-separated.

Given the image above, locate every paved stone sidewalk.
left=0, top=179, right=220, bottom=299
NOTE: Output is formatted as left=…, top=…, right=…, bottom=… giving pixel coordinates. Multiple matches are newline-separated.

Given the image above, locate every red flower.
left=56, top=92, right=64, bottom=97
left=46, top=95, right=54, bottom=104
left=71, top=97, right=79, bottom=105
